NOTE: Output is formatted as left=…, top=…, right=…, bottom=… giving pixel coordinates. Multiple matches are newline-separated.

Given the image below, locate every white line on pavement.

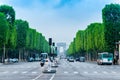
left=32, top=72, right=37, bottom=74
left=13, top=71, right=18, bottom=74
left=22, top=71, right=27, bottom=74
left=64, top=71, right=68, bottom=74
left=74, top=71, right=78, bottom=74
left=49, top=73, right=55, bottom=80
left=93, top=71, right=98, bottom=74
left=84, top=71, right=88, bottom=74
left=32, top=74, right=43, bottom=80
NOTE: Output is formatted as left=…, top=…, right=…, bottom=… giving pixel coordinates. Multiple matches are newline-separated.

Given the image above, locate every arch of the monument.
left=57, top=42, right=66, bottom=58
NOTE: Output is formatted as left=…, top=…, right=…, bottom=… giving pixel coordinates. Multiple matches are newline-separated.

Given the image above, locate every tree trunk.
left=19, top=49, right=21, bottom=62
left=3, top=44, right=5, bottom=63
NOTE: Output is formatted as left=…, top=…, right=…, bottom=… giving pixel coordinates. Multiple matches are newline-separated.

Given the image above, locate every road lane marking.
left=49, top=73, right=55, bottom=80
left=74, top=71, right=78, bottom=74
left=32, top=74, right=43, bottom=80
left=93, top=71, right=98, bottom=74
left=13, top=71, right=18, bottom=74
left=64, top=71, right=68, bottom=74
left=32, top=72, right=37, bottom=74
left=84, top=71, right=88, bottom=74
left=22, top=71, right=27, bottom=74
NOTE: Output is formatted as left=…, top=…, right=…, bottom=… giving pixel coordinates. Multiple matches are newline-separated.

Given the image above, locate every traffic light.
left=49, top=38, right=52, bottom=45
left=53, top=42, right=55, bottom=46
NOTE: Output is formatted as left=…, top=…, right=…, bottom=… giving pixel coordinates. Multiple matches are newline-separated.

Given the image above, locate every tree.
left=0, top=13, right=9, bottom=63
left=15, top=19, right=29, bottom=61
left=0, top=5, right=16, bottom=60
left=102, top=4, right=120, bottom=52
left=0, top=5, right=15, bottom=25
left=75, top=30, right=84, bottom=56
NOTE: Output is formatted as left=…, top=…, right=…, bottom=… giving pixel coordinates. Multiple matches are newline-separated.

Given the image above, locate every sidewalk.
left=0, top=63, right=3, bottom=65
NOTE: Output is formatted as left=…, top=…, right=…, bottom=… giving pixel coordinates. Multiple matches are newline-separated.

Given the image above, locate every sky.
left=0, top=0, right=120, bottom=47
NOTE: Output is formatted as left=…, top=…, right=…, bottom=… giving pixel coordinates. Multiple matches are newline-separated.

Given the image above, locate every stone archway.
left=57, top=42, right=66, bottom=59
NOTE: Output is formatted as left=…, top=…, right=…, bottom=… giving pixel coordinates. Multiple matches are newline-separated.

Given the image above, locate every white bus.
left=97, top=52, right=113, bottom=65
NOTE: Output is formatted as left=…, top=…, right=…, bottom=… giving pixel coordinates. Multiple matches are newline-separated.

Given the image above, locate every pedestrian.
left=40, top=59, right=45, bottom=72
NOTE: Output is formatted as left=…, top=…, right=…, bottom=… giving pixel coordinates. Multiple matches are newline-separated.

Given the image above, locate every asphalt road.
left=0, top=60, right=120, bottom=80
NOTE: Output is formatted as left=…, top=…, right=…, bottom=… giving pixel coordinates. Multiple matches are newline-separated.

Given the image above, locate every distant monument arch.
left=57, top=42, right=66, bottom=58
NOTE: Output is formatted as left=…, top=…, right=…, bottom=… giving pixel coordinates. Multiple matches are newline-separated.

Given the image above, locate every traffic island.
left=42, top=69, right=56, bottom=73
left=51, top=64, right=58, bottom=68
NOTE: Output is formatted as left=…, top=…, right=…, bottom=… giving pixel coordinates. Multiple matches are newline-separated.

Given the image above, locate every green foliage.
left=68, top=4, right=120, bottom=59
left=0, top=5, right=15, bottom=25
left=68, top=23, right=106, bottom=57
left=15, top=19, right=29, bottom=48
left=0, top=5, right=49, bottom=61
left=0, top=12, right=9, bottom=46
left=102, top=4, right=120, bottom=52
left=0, top=5, right=16, bottom=49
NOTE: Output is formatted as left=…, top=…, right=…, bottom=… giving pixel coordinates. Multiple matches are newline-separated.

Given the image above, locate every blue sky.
left=0, top=0, right=120, bottom=47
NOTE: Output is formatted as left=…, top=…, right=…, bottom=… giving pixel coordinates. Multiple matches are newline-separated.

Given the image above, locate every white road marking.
left=84, top=71, right=88, bottom=74
left=64, top=71, right=68, bottom=74
left=32, top=72, right=37, bottom=74
left=22, top=71, right=27, bottom=74
left=13, top=71, right=18, bottom=74
left=32, top=74, right=43, bottom=80
left=49, top=73, right=55, bottom=80
left=74, top=71, right=78, bottom=74
left=93, top=71, right=98, bottom=74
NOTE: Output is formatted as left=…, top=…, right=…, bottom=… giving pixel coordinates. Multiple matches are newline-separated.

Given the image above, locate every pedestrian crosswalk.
left=63, top=71, right=119, bottom=75
left=0, top=66, right=38, bottom=69
left=0, top=71, right=40, bottom=74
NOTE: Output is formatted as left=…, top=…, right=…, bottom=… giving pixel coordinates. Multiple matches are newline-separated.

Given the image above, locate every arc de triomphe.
left=57, top=42, right=66, bottom=58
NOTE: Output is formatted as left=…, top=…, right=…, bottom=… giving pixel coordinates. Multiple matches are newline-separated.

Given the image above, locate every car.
left=75, top=58, right=80, bottom=61
left=68, top=57, right=74, bottom=62
left=12, top=58, right=18, bottom=63
left=80, top=57, right=85, bottom=62
left=28, top=57, right=34, bottom=62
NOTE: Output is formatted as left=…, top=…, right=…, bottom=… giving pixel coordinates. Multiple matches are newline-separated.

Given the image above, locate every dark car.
left=80, top=57, right=85, bottom=62
left=75, top=58, right=80, bottom=61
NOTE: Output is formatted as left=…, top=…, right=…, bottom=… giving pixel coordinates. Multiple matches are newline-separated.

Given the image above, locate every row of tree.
left=67, top=4, right=120, bottom=60
left=0, top=5, right=49, bottom=63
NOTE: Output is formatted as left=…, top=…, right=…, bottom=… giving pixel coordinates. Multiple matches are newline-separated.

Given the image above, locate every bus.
left=97, top=52, right=113, bottom=65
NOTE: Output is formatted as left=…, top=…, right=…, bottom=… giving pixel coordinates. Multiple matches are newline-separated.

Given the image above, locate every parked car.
left=80, top=57, right=85, bottom=62
left=28, top=57, right=34, bottom=62
left=75, top=58, right=80, bottom=61
left=12, top=58, right=18, bottom=63
left=68, top=57, right=74, bottom=62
